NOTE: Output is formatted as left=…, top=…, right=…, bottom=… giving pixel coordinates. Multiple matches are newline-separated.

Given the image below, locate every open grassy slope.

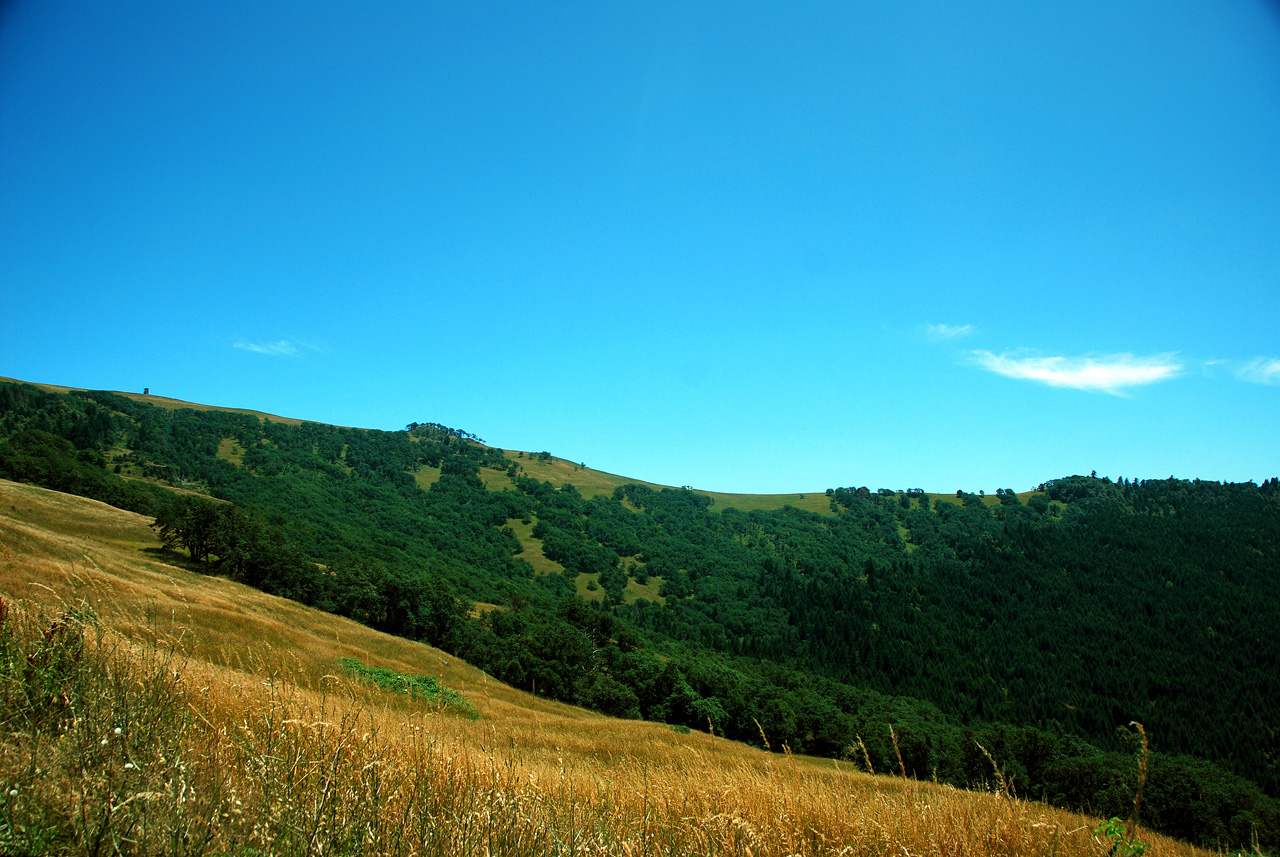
left=0, top=479, right=1202, bottom=856
left=503, top=451, right=843, bottom=515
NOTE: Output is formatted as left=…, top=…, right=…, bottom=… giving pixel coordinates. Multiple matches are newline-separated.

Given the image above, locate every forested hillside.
left=1, top=379, right=1277, bottom=849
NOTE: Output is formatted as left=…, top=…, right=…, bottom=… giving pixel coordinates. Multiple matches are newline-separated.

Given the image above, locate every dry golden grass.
left=0, top=479, right=1208, bottom=856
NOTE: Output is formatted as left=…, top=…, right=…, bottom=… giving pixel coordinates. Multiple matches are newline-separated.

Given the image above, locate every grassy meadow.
left=0, top=478, right=1206, bottom=856
left=504, top=451, right=839, bottom=515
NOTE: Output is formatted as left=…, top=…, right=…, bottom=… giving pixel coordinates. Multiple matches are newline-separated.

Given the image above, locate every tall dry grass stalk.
left=890, top=724, right=908, bottom=779
left=1129, top=721, right=1150, bottom=842
left=976, top=741, right=1010, bottom=799
left=855, top=734, right=875, bottom=776
left=754, top=717, right=771, bottom=752
left=0, top=480, right=1216, bottom=856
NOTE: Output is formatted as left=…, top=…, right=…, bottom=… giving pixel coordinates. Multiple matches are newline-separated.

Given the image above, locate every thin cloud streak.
left=1238, top=357, right=1280, bottom=385
left=971, top=351, right=1183, bottom=395
left=235, top=340, right=299, bottom=357
left=925, top=323, right=973, bottom=340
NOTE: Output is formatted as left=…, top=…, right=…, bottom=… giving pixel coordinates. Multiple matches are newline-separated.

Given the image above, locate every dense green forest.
left=2, top=380, right=1278, bottom=849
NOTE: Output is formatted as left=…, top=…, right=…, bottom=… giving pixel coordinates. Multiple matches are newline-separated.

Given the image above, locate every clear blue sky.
left=3, top=2, right=1278, bottom=494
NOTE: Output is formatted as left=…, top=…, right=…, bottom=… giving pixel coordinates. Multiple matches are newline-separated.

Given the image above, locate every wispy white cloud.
left=1199, top=359, right=1227, bottom=380
left=925, top=323, right=973, bottom=341
left=971, top=351, right=1182, bottom=395
left=1238, top=357, right=1280, bottom=385
left=234, top=340, right=300, bottom=357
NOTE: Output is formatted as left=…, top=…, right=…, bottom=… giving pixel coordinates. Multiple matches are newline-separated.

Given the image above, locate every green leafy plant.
left=340, top=657, right=479, bottom=719
left=1093, top=816, right=1147, bottom=857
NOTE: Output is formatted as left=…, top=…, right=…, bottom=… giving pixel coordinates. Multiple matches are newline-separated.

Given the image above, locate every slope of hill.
left=0, top=480, right=1206, bottom=856
left=0, top=376, right=898, bottom=515
left=1, top=377, right=1278, bottom=849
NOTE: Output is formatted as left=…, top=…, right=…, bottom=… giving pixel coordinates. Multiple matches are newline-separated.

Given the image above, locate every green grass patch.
left=575, top=572, right=606, bottom=602
left=340, top=657, right=479, bottom=719
left=216, top=437, right=245, bottom=467
left=506, top=517, right=565, bottom=575
left=414, top=463, right=512, bottom=494
left=624, top=574, right=666, bottom=605
left=504, top=451, right=840, bottom=517
left=502, top=451, right=663, bottom=499
left=479, top=467, right=515, bottom=493
left=898, top=523, right=916, bottom=553
left=571, top=570, right=667, bottom=605
left=413, top=464, right=442, bottom=491
left=703, top=491, right=836, bottom=516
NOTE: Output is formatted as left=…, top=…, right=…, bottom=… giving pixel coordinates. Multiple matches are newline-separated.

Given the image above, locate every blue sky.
left=2, top=2, right=1278, bottom=494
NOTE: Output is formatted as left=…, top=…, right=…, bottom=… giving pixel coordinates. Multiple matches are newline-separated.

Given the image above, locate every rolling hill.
left=0, top=478, right=1206, bottom=857
left=1, top=376, right=1277, bottom=850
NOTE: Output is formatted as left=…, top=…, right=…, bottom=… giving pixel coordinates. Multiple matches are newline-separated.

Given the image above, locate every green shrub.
left=340, top=657, right=479, bottom=720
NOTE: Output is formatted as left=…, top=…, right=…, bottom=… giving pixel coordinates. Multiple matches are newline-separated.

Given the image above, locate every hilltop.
left=0, top=377, right=1277, bottom=850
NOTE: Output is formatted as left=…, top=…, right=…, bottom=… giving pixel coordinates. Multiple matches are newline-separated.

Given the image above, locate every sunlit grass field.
left=0, top=478, right=1197, bottom=856
left=504, top=451, right=841, bottom=516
